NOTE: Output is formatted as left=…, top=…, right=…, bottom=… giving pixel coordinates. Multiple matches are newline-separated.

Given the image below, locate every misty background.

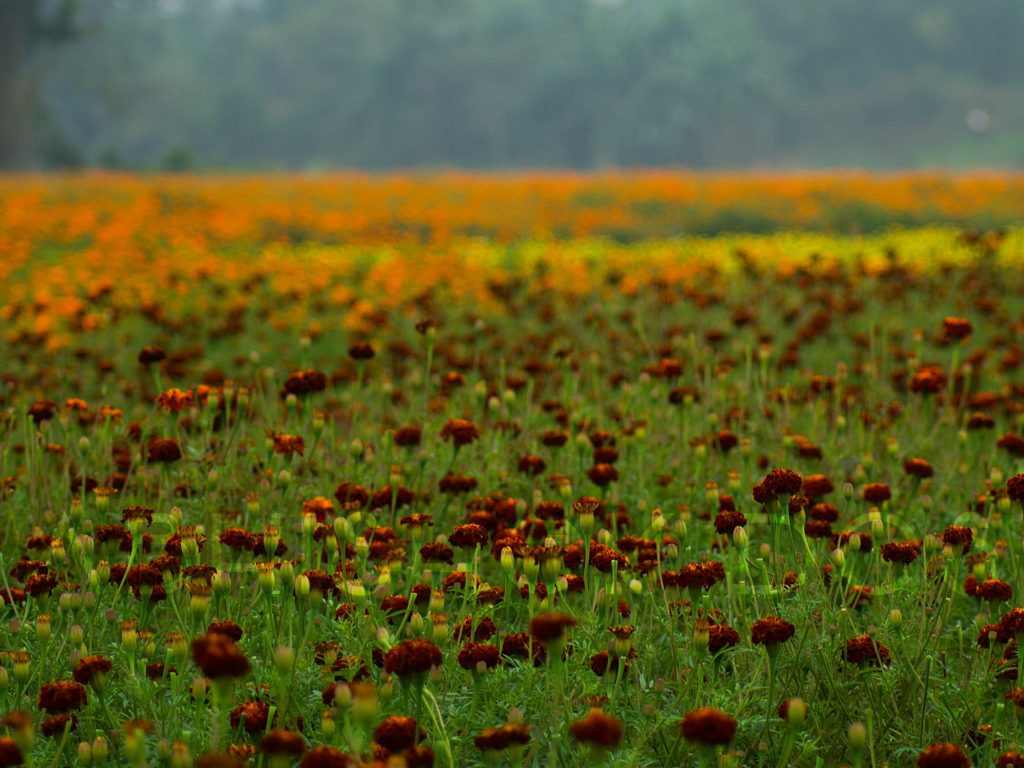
left=5, top=0, right=1024, bottom=171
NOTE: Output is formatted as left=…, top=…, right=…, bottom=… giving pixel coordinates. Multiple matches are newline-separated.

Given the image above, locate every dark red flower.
left=569, top=709, right=623, bottom=749
left=191, top=633, right=250, bottom=679
left=474, top=724, right=531, bottom=751
left=383, top=640, right=442, bottom=678
left=374, top=716, right=423, bottom=752
left=862, top=483, right=891, bottom=504
left=751, top=616, right=795, bottom=647
left=680, top=707, right=737, bottom=746
left=440, top=418, right=480, bottom=447
left=842, top=635, right=892, bottom=666
left=458, top=642, right=501, bottom=670
left=38, top=680, right=87, bottom=713
left=916, top=743, right=970, bottom=768
left=529, top=612, right=577, bottom=644
left=146, top=436, right=182, bottom=464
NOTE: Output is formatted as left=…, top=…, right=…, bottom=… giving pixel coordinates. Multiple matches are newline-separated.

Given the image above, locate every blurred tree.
left=27, top=0, right=1024, bottom=169
left=0, top=0, right=77, bottom=168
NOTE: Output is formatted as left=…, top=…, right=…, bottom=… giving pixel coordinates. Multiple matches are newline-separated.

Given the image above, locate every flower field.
left=3, top=174, right=1024, bottom=767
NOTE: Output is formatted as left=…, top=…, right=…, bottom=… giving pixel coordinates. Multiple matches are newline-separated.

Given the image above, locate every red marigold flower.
left=138, top=346, right=166, bottom=365
left=474, top=723, right=531, bottom=751
left=300, top=746, right=357, bottom=768
left=282, top=369, right=327, bottom=397
left=260, top=729, right=306, bottom=757
left=910, top=367, right=947, bottom=395
left=518, top=454, right=547, bottom=476
left=449, top=523, right=488, bottom=548
left=904, top=458, right=934, bottom=479
left=802, top=473, right=834, bottom=498
left=191, top=632, right=250, bottom=679
left=862, top=483, right=891, bottom=504
left=975, top=579, right=1013, bottom=602
left=751, top=616, right=796, bottom=647
left=541, top=430, right=569, bottom=447
left=156, top=388, right=194, bottom=413
left=502, top=633, right=545, bottom=664
left=569, top=708, right=623, bottom=749
left=373, top=716, right=423, bottom=752
left=998, top=751, right=1024, bottom=767
left=707, top=623, right=740, bottom=653
left=383, top=640, right=442, bottom=678
left=942, top=317, right=973, bottom=341
left=458, top=642, right=501, bottom=671
left=271, top=433, right=304, bottom=456
left=208, top=619, right=244, bottom=641
left=440, top=418, right=480, bottom=447
left=714, top=510, right=747, bottom=535
left=881, top=540, right=922, bottom=565
left=220, top=527, right=257, bottom=552
left=348, top=342, right=375, bottom=360
left=146, top=436, right=182, bottom=464
left=941, top=525, right=972, bottom=553
left=1008, top=474, right=1024, bottom=502
left=587, top=463, right=618, bottom=487
left=393, top=425, right=423, bottom=448
left=999, top=434, right=1024, bottom=457
left=0, top=737, right=23, bottom=767
left=680, top=707, right=737, bottom=746
left=230, top=699, right=270, bottom=734
left=334, top=482, right=369, bottom=509
left=916, top=742, right=970, bottom=768
left=72, top=655, right=113, bottom=686
left=419, top=541, right=454, bottom=564
left=38, top=680, right=87, bottom=713
left=842, top=635, right=892, bottom=666
left=529, top=612, right=577, bottom=644
left=40, top=713, right=76, bottom=737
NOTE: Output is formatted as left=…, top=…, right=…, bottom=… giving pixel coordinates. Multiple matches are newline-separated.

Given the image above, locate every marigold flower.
left=191, top=632, right=250, bottom=679
left=299, top=746, right=356, bottom=768
left=282, top=369, right=327, bottom=397
left=1008, top=474, right=1024, bottom=502
left=383, top=639, right=442, bottom=678
left=72, top=655, right=113, bottom=686
left=862, top=483, right=891, bottom=504
left=529, top=612, right=577, bottom=644
left=157, top=388, right=194, bottom=412
left=941, top=525, right=972, bottom=553
left=373, top=716, right=423, bottom=751
left=260, top=729, right=306, bottom=756
left=569, top=708, right=623, bottom=749
left=842, top=635, right=892, bottom=666
left=393, top=425, right=422, bottom=447
left=680, top=707, right=737, bottom=746
left=474, top=723, right=530, bottom=751
left=440, top=418, right=480, bottom=447
left=449, top=523, right=488, bottom=548
left=38, top=680, right=87, bottom=713
left=458, top=642, right=500, bottom=671
left=942, top=317, right=973, bottom=340
left=146, top=436, right=182, bottom=463
left=751, top=616, right=795, bottom=646
left=230, top=699, right=270, bottom=734
left=0, top=737, right=23, bottom=767
left=881, top=540, right=922, bottom=565
left=916, top=742, right=970, bottom=768
left=41, top=713, right=76, bottom=737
